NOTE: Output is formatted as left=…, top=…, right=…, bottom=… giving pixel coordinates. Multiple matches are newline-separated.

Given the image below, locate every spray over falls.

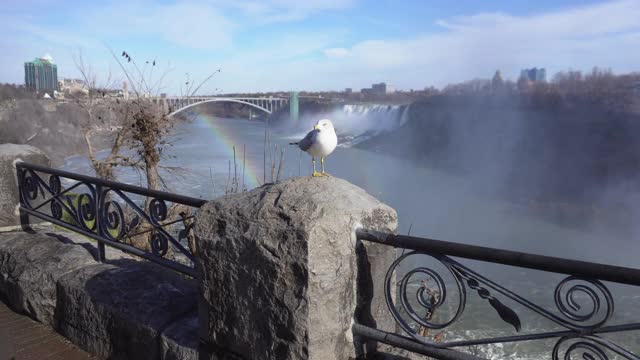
left=288, top=103, right=410, bottom=147
left=335, top=104, right=410, bottom=146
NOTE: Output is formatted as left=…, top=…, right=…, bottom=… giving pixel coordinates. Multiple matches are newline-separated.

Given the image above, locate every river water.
left=62, top=108, right=640, bottom=359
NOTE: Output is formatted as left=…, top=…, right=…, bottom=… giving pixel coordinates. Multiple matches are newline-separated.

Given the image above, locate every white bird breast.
left=307, top=129, right=338, bottom=157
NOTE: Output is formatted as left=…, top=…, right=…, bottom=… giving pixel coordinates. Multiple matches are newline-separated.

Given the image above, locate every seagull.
left=290, top=119, right=337, bottom=177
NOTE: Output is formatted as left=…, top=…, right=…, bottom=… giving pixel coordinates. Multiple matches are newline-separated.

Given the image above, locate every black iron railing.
left=16, top=162, right=206, bottom=277
left=354, top=228, right=640, bottom=360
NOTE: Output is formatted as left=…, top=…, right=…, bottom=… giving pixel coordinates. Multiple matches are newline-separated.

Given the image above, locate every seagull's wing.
left=297, top=129, right=319, bottom=151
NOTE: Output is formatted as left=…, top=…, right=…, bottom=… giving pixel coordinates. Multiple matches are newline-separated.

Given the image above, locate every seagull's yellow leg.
left=321, top=157, right=330, bottom=176
left=312, top=158, right=322, bottom=177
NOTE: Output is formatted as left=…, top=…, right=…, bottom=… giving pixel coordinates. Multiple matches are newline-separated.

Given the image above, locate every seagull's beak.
left=313, top=125, right=320, bottom=130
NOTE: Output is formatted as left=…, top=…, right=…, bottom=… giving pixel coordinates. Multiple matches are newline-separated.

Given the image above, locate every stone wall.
left=195, top=176, right=397, bottom=359
left=0, top=230, right=199, bottom=360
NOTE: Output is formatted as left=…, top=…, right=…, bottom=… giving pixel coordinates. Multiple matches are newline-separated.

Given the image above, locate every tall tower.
left=123, top=80, right=129, bottom=100
left=289, top=91, right=299, bottom=124
left=24, top=54, right=58, bottom=95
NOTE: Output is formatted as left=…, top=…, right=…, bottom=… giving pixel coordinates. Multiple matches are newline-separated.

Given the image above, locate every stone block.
left=0, top=144, right=50, bottom=227
left=0, top=231, right=98, bottom=324
left=160, top=311, right=199, bottom=360
left=55, top=260, right=198, bottom=360
left=195, top=176, right=397, bottom=359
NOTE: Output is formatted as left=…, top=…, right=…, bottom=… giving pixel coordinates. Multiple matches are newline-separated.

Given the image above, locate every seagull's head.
left=313, top=119, right=335, bottom=132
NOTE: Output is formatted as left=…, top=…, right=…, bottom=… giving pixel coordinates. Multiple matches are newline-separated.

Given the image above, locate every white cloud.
left=197, top=31, right=343, bottom=92
left=79, top=2, right=234, bottom=50
left=152, top=3, right=233, bottom=49
left=322, top=0, right=640, bottom=88
left=228, top=0, right=356, bottom=23
left=324, top=47, right=349, bottom=58
left=0, top=15, right=97, bottom=50
left=165, top=0, right=640, bottom=93
left=0, top=0, right=352, bottom=89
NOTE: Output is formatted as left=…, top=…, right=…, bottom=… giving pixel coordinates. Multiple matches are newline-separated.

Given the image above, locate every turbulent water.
left=61, top=106, right=640, bottom=359
left=332, top=104, right=410, bottom=146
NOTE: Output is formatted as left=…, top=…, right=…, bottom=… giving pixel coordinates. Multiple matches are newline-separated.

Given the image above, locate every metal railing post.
left=95, top=184, right=106, bottom=262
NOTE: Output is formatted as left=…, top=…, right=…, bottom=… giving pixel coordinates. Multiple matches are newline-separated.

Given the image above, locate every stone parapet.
left=0, top=230, right=199, bottom=360
left=195, top=176, right=398, bottom=359
left=0, top=144, right=50, bottom=228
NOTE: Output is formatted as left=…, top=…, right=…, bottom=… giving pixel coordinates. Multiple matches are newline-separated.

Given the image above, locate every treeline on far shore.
left=0, top=83, right=35, bottom=102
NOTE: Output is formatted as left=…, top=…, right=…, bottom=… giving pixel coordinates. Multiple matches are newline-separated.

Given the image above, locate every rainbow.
left=195, top=113, right=262, bottom=190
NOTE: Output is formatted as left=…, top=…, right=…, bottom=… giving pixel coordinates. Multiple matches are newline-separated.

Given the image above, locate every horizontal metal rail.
left=18, top=161, right=207, bottom=208
left=16, top=161, right=204, bottom=277
left=351, top=324, right=487, bottom=360
left=353, top=324, right=485, bottom=360
left=357, top=228, right=640, bottom=286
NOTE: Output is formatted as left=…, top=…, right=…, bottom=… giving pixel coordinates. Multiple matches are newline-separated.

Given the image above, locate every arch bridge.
left=152, top=96, right=291, bottom=117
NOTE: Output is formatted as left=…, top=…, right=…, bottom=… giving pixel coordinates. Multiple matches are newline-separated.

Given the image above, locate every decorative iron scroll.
left=552, top=335, right=640, bottom=360
left=17, top=163, right=204, bottom=277
left=382, top=251, right=640, bottom=359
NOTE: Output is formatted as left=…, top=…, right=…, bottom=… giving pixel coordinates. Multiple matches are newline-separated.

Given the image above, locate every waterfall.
left=331, top=104, right=410, bottom=147
left=284, top=103, right=410, bottom=147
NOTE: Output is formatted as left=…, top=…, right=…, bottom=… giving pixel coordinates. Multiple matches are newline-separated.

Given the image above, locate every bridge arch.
left=166, top=98, right=279, bottom=117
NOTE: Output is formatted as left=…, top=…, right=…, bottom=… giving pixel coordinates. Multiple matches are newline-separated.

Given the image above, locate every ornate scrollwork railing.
left=16, top=161, right=206, bottom=277
left=354, top=229, right=640, bottom=360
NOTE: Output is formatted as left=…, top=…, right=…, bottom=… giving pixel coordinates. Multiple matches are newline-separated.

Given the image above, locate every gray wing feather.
left=298, top=129, right=319, bottom=151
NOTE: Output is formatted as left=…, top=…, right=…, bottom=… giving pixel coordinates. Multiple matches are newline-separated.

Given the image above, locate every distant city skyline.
left=520, top=68, right=547, bottom=83
left=1, top=0, right=639, bottom=95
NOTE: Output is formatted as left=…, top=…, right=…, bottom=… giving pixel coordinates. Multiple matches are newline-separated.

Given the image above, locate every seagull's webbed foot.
left=320, top=171, right=330, bottom=177
left=312, top=171, right=323, bottom=177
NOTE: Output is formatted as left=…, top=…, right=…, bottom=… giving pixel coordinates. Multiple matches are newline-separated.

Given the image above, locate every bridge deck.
left=0, top=300, right=94, bottom=360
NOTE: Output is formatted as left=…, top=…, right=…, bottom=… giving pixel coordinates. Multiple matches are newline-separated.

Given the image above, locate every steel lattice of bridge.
left=152, top=95, right=292, bottom=116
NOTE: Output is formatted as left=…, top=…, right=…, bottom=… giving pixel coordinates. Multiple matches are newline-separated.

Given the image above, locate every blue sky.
left=1, top=0, right=638, bottom=94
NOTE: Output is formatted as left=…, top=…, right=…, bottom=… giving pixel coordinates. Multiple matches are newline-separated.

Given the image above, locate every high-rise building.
left=360, top=82, right=393, bottom=97
left=371, top=83, right=387, bottom=95
left=25, top=54, right=58, bottom=95
left=520, top=67, right=546, bottom=82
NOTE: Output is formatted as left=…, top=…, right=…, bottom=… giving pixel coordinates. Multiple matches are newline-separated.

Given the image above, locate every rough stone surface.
left=195, top=176, right=398, bottom=360
left=46, top=227, right=138, bottom=261
left=55, top=260, right=198, bottom=360
left=160, top=311, right=199, bottom=360
left=0, top=144, right=50, bottom=227
left=0, top=226, right=198, bottom=360
left=0, top=230, right=98, bottom=325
